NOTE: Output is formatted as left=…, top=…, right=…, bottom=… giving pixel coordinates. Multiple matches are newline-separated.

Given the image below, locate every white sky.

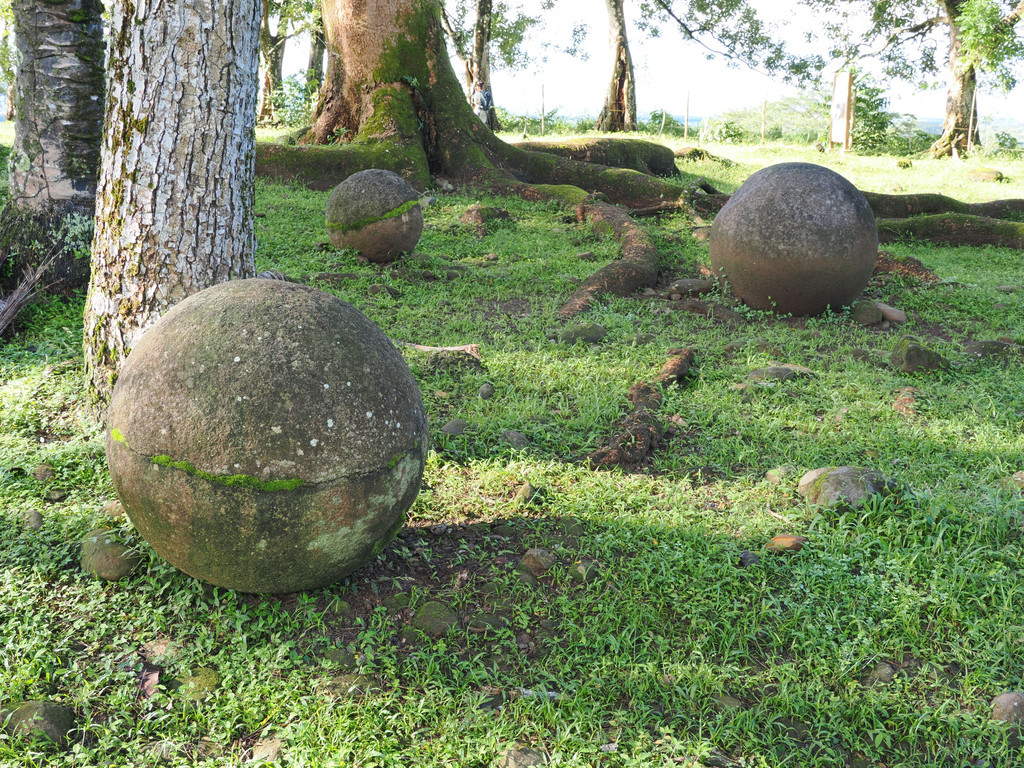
left=285, top=1, right=1024, bottom=125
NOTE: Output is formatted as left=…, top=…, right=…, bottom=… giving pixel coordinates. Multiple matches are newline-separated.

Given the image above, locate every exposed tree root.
left=863, top=192, right=1024, bottom=219
left=513, top=138, right=679, bottom=178
left=559, top=200, right=662, bottom=317
left=588, top=382, right=664, bottom=469
left=877, top=214, right=1024, bottom=249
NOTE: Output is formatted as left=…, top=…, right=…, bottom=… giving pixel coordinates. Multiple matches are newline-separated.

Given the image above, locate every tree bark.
left=307, top=12, right=327, bottom=91
left=471, top=0, right=501, bottom=130
left=83, top=0, right=260, bottom=417
left=930, top=1, right=980, bottom=157
left=596, top=0, right=637, bottom=133
left=2, top=0, right=104, bottom=293
left=258, top=1, right=288, bottom=124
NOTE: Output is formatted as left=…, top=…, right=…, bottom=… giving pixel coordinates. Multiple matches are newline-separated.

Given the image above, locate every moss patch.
left=326, top=199, right=421, bottom=234
left=149, top=455, right=305, bottom=492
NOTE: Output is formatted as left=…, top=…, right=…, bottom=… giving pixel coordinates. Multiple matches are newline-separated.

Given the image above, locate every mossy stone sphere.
left=710, top=163, right=878, bottom=316
left=105, top=279, right=428, bottom=594
left=326, top=169, right=423, bottom=263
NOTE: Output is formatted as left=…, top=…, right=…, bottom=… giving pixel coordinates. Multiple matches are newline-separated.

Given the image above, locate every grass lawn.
left=2, top=135, right=1023, bottom=767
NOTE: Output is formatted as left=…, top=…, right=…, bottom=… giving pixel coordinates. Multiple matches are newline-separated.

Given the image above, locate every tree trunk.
left=83, top=0, right=260, bottom=417
left=596, top=0, right=637, bottom=133
left=930, top=3, right=980, bottom=157
left=307, top=12, right=327, bottom=91
left=258, top=3, right=288, bottom=124
left=471, top=0, right=501, bottom=130
left=2, top=0, right=104, bottom=294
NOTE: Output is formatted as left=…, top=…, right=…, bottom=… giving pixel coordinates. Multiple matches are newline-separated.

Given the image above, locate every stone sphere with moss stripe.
left=325, top=169, right=423, bottom=263
left=105, top=279, right=428, bottom=594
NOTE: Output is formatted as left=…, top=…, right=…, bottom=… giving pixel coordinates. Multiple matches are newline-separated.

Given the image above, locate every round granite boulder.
left=106, top=279, right=428, bottom=594
left=710, top=163, right=878, bottom=316
left=326, top=169, right=423, bottom=263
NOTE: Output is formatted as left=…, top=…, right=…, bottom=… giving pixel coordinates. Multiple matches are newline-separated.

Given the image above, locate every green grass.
left=2, top=139, right=1024, bottom=767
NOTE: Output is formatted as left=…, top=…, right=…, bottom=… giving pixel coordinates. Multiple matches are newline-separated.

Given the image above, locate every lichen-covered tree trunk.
left=83, top=0, right=261, bottom=417
left=596, top=0, right=636, bottom=133
left=2, top=0, right=104, bottom=293
left=930, top=3, right=981, bottom=157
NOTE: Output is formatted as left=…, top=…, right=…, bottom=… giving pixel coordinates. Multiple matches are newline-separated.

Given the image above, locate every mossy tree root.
left=513, top=138, right=680, bottom=178
left=559, top=200, right=661, bottom=318
left=877, top=214, right=1024, bottom=249
left=863, top=192, right=1024, bottom=220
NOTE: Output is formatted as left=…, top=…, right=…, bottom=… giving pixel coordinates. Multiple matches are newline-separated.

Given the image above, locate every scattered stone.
left=737, top=551, right=761, bottom=568
left=514, top=482, right=537, bottom=504
left=798, top=466, right=897, bottom=508
left=710, top=693, right=744, bottom=712
left=764, top=465, right=797, bottom=486
left=425, top=349, right=484, bottom=376
left=80, top=528, right=142, bottom=581
left=875, top=302, right=907, bottom=323
left=577, top=251, right=597, bottom=262
left=31, top=463, right=55, bottom=482
left=21, top=509, right=43, bottom=531
left=194, top=739, right=223, bottom=759
left=996, top=284, right=1019, bottom=293
left=1, top=700, right=76, bottom=748
left=991, top=692, right=1024, bottom=722
left=440, top=419, right=468, bottom=436
left=250, top=737, right=284, bottom=763
left=515, top=570, right=541, bottom=587
left=747, top=363, right=815, bottom=383
left=325, top=646, right=359, bottom=669
left=862, top=661, right=897, bottom=687
left=891, top=338, right=950, bottom=373
left=850, top=300, right=883, bottom=326
left=496, top=746, right=548, bottom=767
left=710, top=163, right=877, bottom=316
left=105, top=280, right=428, bottom=595
left=568, top=558, right=600, bottom=583
left=766, top=534, right=807, bottom=552
left=44, top=488, right=68, bottom=502
left=460, top=204, right=511, bottom=236
left=896, top=159, right=912, bottom=169
left=519, top=547, right=557, bottom=577
left=102, top=499, right=125, bottom=518
left=141, top=740, right=180, bottom=760
left=557, top=323, right=607, bottom=345
left=478, top=382, right=495, bottom=400
left=410, top=601, right=460, bottom=637
left=321, top=673, right=375, bottom=699
left=325, top=169, right=423, bottom=263
left=467, top=613, right=509, bottom=633
left=368, top=283, right=400, bottom=298
left=501, top=430, right=530, bottom=449
left=171, top=667, right=222, bottom=701
left=998, top=471, right=1024, bottom=491
left=963, top=339, right=1015, bottom=360
left=142, top=637, right=179, bottom=663
left=723, top=341, right=746, bottom=356
left=654, top=348, right=695, bottom=385
left=667, top=278, right=715, bottom=298
left=892, top=387, right=920, bottom=418
left=967, top=167, right=1004, bottom=182
left=623, top=333, right=656, bottom=347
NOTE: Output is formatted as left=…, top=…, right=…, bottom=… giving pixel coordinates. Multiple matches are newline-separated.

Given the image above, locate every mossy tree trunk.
left=306, top=11, right=327, bottom=91
left=83, top=0, right=261, bottom=418
left=2, top=0, right=104, bottom=294
left=595, top=0, right=636, bottom=133
left=930, top=1, right=981, bottom=158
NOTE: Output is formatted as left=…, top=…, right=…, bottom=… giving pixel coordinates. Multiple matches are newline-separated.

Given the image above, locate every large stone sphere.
left=709, top=162, right=878, bottom=316
left=326, top=169, right=423, bottom=263
left=105, top=279, right=428, bottom=594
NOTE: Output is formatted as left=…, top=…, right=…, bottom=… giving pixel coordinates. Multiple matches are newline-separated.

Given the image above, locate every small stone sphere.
left=106, top=279, right=428, bottom=594
left=326, top=169, right=423, bottom=263
left=710, top=162, right=878, bottom=316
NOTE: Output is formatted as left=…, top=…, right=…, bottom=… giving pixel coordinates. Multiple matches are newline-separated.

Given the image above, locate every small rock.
left=875, top=302, right=907, bottom=323
left=992, top=692, right=1024, bottom=722
left=368, top=283, right=399, bottom=298
left=667, top=278, right=715, bottom=298
left=623, top=333, right=656, bottom=346
left=501, top=430, right=530, bottom=449
left=250, top=737, right=284, bottom=762
left=747, top=363, right=815, bottom=383
left=1, top=700, right=76, bottom=749
left=963, top=339, right=1014, bottom=360
left=557, top=323, right=607, bottom=345
left=514, top=482, right=537, bottom=504
left=890, top=338, right=949, bottom=373
left=568, top=558, right=600, bottom=583
left=171, top=667, right=221, bottom=701
left=892, top=386, right=920, bottom=418
left=325, top=646, right=359, bottom=669
left=478, top=382, right=495, bottom=400
left=577, top=251, right=597, bottom=262
left=967, top=167, right=1004, bottom=182
left=997, top=471, right=1024, bottom=491
left=766, top=534, right=807, bottom=552
left=195, top=739, right=223, bottom=759
left=410, top=601, right=460, bottom=637
left=497, top=746, right=548, bottom=767
left=710, top=693, right=744, bottom=712
left=798, top=466, right=897, bottom=508
left=21, top=509, right=44, bottom=531
left=764, top=465, right=797, bottom=486
left=849, top=300, right=883, bottom=326
left=519, top=547, right=557, bottom=577
left=862, top=661, right=897, bottom=687
left=996, top=284, right=1018, bottom=293
left=737, top=550, right=761, bottom=568
left=31, top=463, right=55, bottom=482
left=81, top=528, right=142, bottom=581
left=440, top=418, right=468, bottom=436
left=383, top=591, right=412, bottom=610
left=655, top=348, right=695, bottom=385
left=141, top=740, right=181, bottom=760
left=321, top=673, right=374, bottom=699
left=467, top=613, right=509, bottom=633
left=142, top=638, right=179, bottom=662
left=44, top=488, right=67, bottom=502
left=515, top=570, right=541, bottom=587
left=102, top=499, right=125, bottom=518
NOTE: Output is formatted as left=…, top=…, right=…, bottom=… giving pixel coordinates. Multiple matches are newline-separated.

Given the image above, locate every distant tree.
left=83, top=0, right=260, bottom=416
left=596, top=0, right=637, bottom=132
left=258, top=0, right=320, bottom=123
left=307, top=7, right=327, bottom=92
left=0, top=0, right=14, bottom=121
left=801, top=0, right=1024, bottom=157
left=1, top=0, right=104, bottom=298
